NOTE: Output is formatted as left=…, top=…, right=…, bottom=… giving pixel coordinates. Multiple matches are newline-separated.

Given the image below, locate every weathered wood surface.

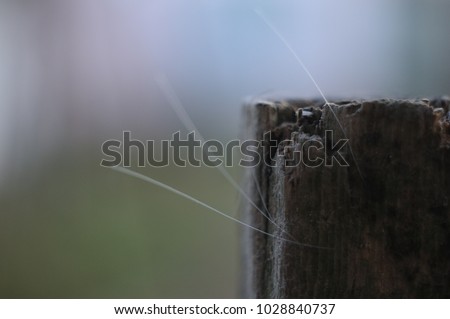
left=242, top=98, right=450, bottom=298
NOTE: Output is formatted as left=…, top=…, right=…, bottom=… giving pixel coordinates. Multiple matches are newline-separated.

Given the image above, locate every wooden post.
left=242, top=98, right=450, bottom=298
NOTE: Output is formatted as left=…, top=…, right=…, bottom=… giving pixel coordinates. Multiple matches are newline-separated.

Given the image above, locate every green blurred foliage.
left=0, top=149, right=240, bottom=298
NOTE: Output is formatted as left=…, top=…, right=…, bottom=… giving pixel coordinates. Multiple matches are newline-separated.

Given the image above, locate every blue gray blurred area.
left=0, top=0, right=449, bottom=298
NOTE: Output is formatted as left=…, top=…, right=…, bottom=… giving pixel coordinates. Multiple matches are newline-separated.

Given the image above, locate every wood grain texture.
left=242, top=98, right=450, bottom=298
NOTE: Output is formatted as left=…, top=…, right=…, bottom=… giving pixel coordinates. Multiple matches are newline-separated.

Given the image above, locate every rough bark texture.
left=242, top=98, right=450, bottom=298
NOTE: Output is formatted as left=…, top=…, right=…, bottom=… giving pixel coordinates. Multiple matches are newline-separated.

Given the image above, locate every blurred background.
left=1, top=0, right=450, bottom=298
